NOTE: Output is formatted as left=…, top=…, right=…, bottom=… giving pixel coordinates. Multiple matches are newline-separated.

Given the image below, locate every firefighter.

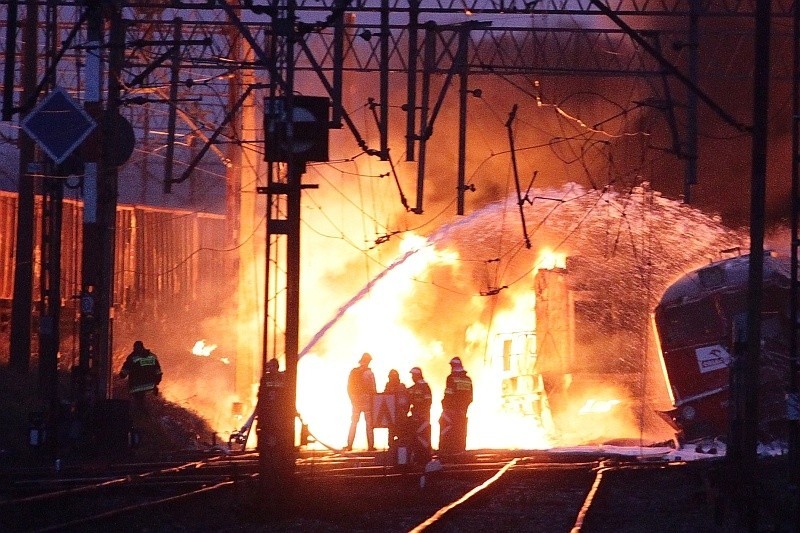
left=256, top=358, right=294, bottom=490
left=439, top=356, right=473, bottom=455
left=118, top=341, right=162, bottom=406
left=407, top=366, right=432, bottom=466
left=382, top=369, right=408, bottom=451
left=346, top=352, right=377, bottom=451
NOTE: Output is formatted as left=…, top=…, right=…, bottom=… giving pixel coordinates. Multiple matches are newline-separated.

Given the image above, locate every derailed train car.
left=653, top=252, right=794, bottom=442
left=497, top=257, right=662, bottom=445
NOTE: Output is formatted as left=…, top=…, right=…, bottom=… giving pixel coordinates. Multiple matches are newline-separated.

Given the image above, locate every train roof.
left=657, top=252, right=791, bottom=308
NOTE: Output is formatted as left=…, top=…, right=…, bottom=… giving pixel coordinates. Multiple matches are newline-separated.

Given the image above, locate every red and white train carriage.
left=653, top=252, right=794, bottom=442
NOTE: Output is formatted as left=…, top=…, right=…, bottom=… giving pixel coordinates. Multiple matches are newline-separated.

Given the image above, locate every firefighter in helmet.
left=407, top=366, right=433, bottom=465
left=382, top=369, right=408, bottom=451
left=439, top=356, right=473, bottom=455
left=119, top=340, right=162, bottom=405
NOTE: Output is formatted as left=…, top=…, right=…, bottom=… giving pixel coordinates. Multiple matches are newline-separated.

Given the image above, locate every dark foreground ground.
left=54, top=453, right=795, bottom=533
left=6, top=451, right=790, bottom=532
left=2, top=365, right=799, bottom=532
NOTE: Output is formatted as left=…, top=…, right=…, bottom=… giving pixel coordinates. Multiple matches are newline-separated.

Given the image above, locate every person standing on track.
left=346, top=352, right=377, bottom=451
left=439, top=356, right=473, bottom=455
left=407, top=366, right=432, bottom=465
left=382, top=369, right=408, bottom=451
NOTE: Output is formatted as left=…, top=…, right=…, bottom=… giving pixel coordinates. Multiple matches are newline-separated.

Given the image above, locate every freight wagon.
left=0, top=190, right=228, bottom=358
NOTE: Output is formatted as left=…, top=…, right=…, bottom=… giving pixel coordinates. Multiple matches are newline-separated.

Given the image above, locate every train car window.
left=698, top=266, right=725, bottom=289
left=658, top=300, right=724, bottom=347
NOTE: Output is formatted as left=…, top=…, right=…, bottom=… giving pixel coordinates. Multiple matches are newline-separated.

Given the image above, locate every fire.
left=188, top=221, right=660, bottom=450
left=536, top=247, right=567, bottom=270
left=296, top=233, right=459, bottom=450
left=549, top=386, right=638, bottom=445
left=256, top=235, right=633, bottom=451
left=155, top=339, right=237, bottom=438
left=192, top=339, right=218, bottom=357
left=293, top=234, right=560, bottom=451
left=578, top=399, right=621, bottom=414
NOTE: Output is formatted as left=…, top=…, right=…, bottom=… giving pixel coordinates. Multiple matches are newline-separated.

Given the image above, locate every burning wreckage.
left=496, top=254, right=666, bottom=447
left=498, top=251, right=796, bottom=447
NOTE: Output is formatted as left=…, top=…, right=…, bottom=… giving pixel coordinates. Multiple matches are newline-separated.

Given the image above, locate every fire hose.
left=228, top=409, right=340, bottom=453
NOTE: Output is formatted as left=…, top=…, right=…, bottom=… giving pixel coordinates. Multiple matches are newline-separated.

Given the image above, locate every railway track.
left=0, top=449, right=759, bottom=532
left=403, top=458, right=717, bottom=533
left=0, top=453, right=255, bottom=532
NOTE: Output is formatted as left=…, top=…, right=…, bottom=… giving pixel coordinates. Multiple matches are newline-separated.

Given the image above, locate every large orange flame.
left=170, top=234, right=658, bottom=451
left=293, top=241, right=574, bottom=450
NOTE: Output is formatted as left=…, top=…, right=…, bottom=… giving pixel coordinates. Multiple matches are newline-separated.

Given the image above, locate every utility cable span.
left=570, top=461, right=612, bottom=533
left=409, top=457, right=519, bottom=532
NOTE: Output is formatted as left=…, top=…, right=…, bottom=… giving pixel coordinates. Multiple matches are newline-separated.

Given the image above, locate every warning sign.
left=373, top=393, right=398, bottom=428
left=21, top=86, right=96, bottom=164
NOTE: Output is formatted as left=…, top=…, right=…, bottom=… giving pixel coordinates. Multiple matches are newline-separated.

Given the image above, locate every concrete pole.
left=788, top=0, right=800, bottom=519
left=9, top=0, right=38, bottom=374
left=235, top=49, right=260, bottom=411
left=738, top=0, right=771, bottom=528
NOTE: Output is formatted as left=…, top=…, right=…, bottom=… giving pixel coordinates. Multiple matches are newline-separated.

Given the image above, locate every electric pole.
left=788, top=0, right=800, bottom=519
left=255, top=0, right=330, bottom=502
left=735, top=0, right=772, bottom=529
left=9, top=0, right=39, bottom=374
left=77, top=0, right=124, bottom=407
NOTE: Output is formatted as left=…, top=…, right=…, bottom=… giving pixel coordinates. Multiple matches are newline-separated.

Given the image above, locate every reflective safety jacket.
left=120, top=350, right=163, bottom=394
left=408, top=380, right=432, bottom=419
left=443, top=370, right=473, bottom=413
left=262, top=371, right=286, bottom=394
left=257, top=372, right=292, bottom=430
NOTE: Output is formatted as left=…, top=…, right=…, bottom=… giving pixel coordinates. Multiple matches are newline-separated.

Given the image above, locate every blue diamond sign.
left=21, top=86, right=96, bottom=165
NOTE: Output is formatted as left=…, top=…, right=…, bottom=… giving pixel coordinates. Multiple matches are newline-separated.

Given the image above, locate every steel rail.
left=295, top=458, right=603, bottom=479
left=10, top=473, right=243, bottom=489
left=569, top=459, right=699, bottom=531
left=33, top=478, right=239, bottom=533
left=409, top=456, right=520, bottom=532
left=570, top=461, right=612, bottom=532
left=0, top=455, right=231, bottom=506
